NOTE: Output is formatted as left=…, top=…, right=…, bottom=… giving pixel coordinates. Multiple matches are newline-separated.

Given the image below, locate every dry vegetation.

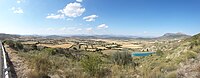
left=3, top=33, right=200, bottom=78
left=37, top=43, right=73, bottom=49
left=21, top=41, right=38, bottom=45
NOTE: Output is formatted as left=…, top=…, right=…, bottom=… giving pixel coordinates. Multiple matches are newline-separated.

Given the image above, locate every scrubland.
left=3, top=33, right=200, bottom=78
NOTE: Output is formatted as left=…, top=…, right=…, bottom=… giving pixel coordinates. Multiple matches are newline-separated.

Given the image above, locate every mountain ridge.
left=0, top=32, right=191, bottom=40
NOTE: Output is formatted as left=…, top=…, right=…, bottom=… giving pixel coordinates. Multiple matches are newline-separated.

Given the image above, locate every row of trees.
left=4, top=40, right=23, bottom=51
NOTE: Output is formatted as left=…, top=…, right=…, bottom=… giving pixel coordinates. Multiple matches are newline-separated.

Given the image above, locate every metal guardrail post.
left=1, top=41, right=9, bottom=78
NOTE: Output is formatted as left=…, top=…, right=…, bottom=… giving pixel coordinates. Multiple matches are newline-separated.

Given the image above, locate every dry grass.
left=21, top=41, right=38, bottom=45
left=96, top=47, right=108, bottom=50
left=121, top=44, right=142, bottom=49
left=101, top=49, right=119, bottom=55
left=37, top=43, right=73, bottom=49
left=5, top=45, right=31, bottom=78
left=95, top=39, right=143, bottom=49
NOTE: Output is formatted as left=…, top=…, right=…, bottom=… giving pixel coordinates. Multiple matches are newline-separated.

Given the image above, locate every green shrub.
left=43, top=48, right=57, bottom=55
left=34, top=56, right=52, bottom=77
left=156, top=49, right=164, bottom=56
left=111, top=52, right=132, bottom=66
left=81, top=55, right=103, bottom=76
left=174, top=56, right=185, bottom=64
left=185, top=51, right=197, bottom=59
left=174, top=51, right=197, bottom=64
left=15, top=42, right=24, bottom=50
left=4, top=40, right=23, bottom=51
left=23, top=44, right=37, bottom=51
left=28, top=52, right=52, bottom=77
left=4, top=40, right=15, bottom=48
left=192, top=46, right=200, bottom=53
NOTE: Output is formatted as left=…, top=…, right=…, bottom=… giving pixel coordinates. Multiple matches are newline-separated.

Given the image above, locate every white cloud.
left=17, top=1, right=21, bottom=3
left=11, top=7, right=23, bottom=14
left=61, top=2, right=85, bottom=17
left=76, top=0, right=83, bottom=2
left=76, top=28, right=82, bottom=31
left=46, top=14, right=65, bottom=19
left=86, top=27, right=93, bottom=31
left=58, top=27, right=83, bottom=32
left=97, top=24, right=108, bottom=29
left=16, top=0, right=23, bottom=3
left=47, top=28, right=55, bottom=31
left=66, top=27, right=77, bottom=30
left=143, top=31, right=148, bottom=34
left=83, top=15, right=98, bottom=22
left=61, top=27, right=80, bottom=31
left=60, top=27, right=67, bottom=31
left=66, top=18, right=73, bottom=21
left=46, top=2, right=85, bottom=19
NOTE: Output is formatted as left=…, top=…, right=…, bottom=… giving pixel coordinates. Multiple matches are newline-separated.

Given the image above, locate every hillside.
left=157, top=32, right=190, bottom=40
left=0, top=32, right=191, bottom=40
left=176, top=33, right=200, bottom=78
left=134, top=33, right=200, bottom=78
left=0, top=33, right=20, bottom=40
left=1, top=33, right=200, bottom=78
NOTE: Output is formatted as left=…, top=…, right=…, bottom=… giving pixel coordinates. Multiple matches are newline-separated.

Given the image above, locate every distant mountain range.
left=0, top=33, right=20, bottom=40
left=69, top=35, right=139, bottom=39
left=69, top=33, right=191, bottom=40
left=0, top=32, right=191, bottom=40
left=156, top=32, right=191, bottom=40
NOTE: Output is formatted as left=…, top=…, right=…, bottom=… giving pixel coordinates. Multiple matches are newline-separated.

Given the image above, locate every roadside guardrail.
left=0, top=41, right=9, bottom=78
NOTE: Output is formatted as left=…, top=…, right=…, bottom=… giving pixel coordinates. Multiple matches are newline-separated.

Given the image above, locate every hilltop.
left=0, top=33, right=20, bottom=40
left=0, top=32, right=191, bottom=40
left=157, top=32, right=191, bottom=40
left=135, top=33, right=200, bottom=78
left=2, top=32, right=200, bottom=78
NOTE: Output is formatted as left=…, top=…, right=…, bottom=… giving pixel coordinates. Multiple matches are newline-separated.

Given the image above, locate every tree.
left=4, top=40, right=23, bottom=51
left=4, top=40, right=15, bottom=48
left=15, top=42, right=24, bottom=50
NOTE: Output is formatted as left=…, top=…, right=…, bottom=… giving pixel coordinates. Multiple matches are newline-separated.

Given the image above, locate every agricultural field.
left=1, top=0, right=200, bottom=78
left=37, top=43, right=73, bottom=49
left=2, top=33, right=200, bottom=78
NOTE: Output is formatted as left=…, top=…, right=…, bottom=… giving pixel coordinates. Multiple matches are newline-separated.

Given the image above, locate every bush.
left=185, top=51, right=197, bottom=59
left=34, top=56, right=52, bottom=77
left=81, top=55, right=103, bottom=76
left=111, top=51, right=132, bottom=66
left=23, top=44, right=37, bottom=51
left=15, top=42, right=24, bottom=50
left=174, top=56, right=185, bottom=64
left=27, top=70, right=50, bottom=78
left=28, top=52, right=52, bottom=77
left=43, top=48, right=57, bottom=55
left=4, top=40, right=15, bottom=48
left=156, top=49, right=164, bottom=56
left=174, top=51, right=197, bottom=64
left=193, top=46, right=200, bottom=53
left=4, top=40, right=23, bottom=51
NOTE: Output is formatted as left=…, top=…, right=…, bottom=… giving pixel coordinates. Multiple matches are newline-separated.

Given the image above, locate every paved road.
left=0, top=41, right=4, bottom=78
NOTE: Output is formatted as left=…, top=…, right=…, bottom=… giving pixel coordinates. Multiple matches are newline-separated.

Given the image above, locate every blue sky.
left=0, top=0, right=200, bottom=36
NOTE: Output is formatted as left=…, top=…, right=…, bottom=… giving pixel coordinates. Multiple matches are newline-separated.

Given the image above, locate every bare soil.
left=5, top=45, right=31, bottom=78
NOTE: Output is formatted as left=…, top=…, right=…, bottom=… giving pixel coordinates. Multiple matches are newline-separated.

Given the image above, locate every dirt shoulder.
left=5, top=45, right=31, bottom=78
